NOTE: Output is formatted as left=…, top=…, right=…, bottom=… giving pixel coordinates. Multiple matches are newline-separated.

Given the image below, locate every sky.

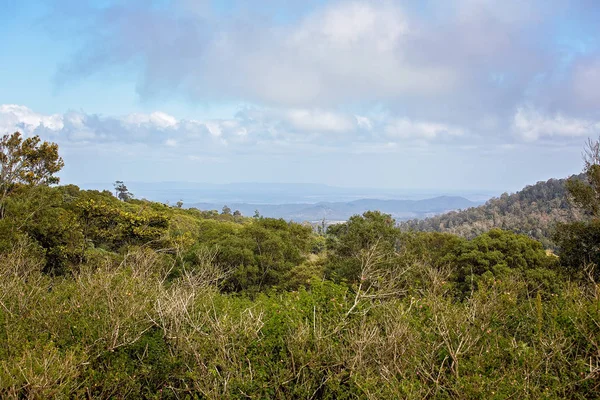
left=1, top=0, right=600, bottom=192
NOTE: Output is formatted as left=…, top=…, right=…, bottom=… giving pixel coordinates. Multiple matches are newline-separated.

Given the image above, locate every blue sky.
left=1, top=0, right=600, bottom=192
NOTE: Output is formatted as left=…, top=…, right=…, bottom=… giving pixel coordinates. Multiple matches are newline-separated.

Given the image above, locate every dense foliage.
left=400, top=175, right=585, bottom=248
left=0, top=133, right=599, bottom=398
left=554, top=139, right=600, bottom=281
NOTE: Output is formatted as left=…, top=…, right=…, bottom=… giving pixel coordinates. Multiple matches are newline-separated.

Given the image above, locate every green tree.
left=75, top=198, right=169, bottom=250
left=554, top=220, right=600, bottom=279
left=222, top=205, right=232, bottom=215
left=447, top=229, right=555, bottom=297
left=0, top=132, right=64, bottom=218
left=114, top=181, right=133, bottom=201
left=564, top=137, right=600, bottom=217
left=555, top=137, right=600, bottom=279
left=326, top=211, right=399, bottom=283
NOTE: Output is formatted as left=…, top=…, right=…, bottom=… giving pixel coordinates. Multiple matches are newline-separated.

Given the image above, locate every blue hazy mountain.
left=82, top=181, right=492, bottom=203
left=188, top=196, right=481, bottom=222
left=80, top=182, right=485, bottom=221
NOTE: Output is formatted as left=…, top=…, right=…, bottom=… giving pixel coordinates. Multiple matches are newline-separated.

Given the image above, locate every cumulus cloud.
left=124, top=112, right=178, bottom=129
left=0, top=104, right=64, bottom=133
left=6, top=103, right=595, bottom=163
left=384, top=118, right=464, bottom=140
left=513, top=107, right=600, bottom=141
left=0, top=104, right=473, bottom=159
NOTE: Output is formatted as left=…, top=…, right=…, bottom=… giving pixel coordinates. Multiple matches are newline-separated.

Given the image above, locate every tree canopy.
left=0, top=132, right=63, bottom=217
left=554, top=137, right=600, bottom=279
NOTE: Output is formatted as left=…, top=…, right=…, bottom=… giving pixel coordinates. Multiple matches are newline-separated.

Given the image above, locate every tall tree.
left=555, top=137, right=600, bottom=279
left=0, top=132, right=64, bottom=218
left=565, top=137, right=600, bottom=217
left=114, top=181, right=133, bottom=201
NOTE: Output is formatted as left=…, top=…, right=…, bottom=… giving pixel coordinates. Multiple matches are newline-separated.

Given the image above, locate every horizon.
left=78, top=179, right=500, bottom=203
left=77, top=169, right=580, bottom=205
left=80, top=177, right=578, bottom=207
left=2, top=1, right=598, bottom=191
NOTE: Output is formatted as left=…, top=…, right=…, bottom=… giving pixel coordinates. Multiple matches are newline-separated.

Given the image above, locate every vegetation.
left=0, top=132, right=63, bottom=219
left=554, top=138, right=600, bottom=282
left=400, top=175, right=585, bottom=248
left=0, top=132, right=599, bottom=398
left=114, top=181, right=133, bottom=202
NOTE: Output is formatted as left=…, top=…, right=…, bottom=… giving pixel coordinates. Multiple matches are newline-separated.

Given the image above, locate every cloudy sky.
left=1, top=0, right=599, bottom=192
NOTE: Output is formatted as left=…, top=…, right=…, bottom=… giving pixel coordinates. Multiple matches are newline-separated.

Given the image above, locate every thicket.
left=0, top=132, right=599, bottom=398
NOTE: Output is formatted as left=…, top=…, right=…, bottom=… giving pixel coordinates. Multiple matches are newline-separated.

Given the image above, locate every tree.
left=114, top=181, right=133, bottom=201
left=555, top=137, right=600, bottom=279
left=447, top=229, right=555, bottom=296
left=0, top=132, right=64, bottom=218
left=565, top=137, right=600, bottom=217
left=326, top=211, right=400, bottom=283
left=554, top=220, right=600, bottom=279
left=176, top=200, right=184, bottom=208
left=233, top=210, right=242, bottom=217
left=253, top=209, right=261, bottom=219
left=222, top=205, right=231, bottom=215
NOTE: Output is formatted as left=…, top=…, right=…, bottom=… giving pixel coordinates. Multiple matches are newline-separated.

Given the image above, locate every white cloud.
left=204, top=122, right=222, bottom=137
left=65, top=111, right=86, bottom=129
left=1, top=104, right=472, bottom=157
left=292, top=1, right=408, bottom=53
left=513, top=107, right=600, bottom=141
left=355, top=115, right=372, bottom=130
left=384, top=118, right=465, bottom=139
left=0, top=104, right=64, bottom=134
left=283, top=109, right=356, bottom=133
left=124, top=111, right=178, bottom=129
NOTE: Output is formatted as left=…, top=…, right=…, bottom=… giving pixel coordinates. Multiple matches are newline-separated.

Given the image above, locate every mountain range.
left=188, top=196, right=481, bottom=222
left=80, top=182, right=495, bottom=205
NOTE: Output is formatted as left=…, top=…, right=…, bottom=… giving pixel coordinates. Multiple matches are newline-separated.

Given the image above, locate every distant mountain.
left=399, top=175, right=585, bottom=248
left=188, top=196, right=480, bottom=222
left=80, top=181, right=495, bottom=204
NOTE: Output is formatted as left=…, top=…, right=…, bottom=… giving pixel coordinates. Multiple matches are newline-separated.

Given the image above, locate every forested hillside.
left=1, top=132, right=600, bottom=398
left=400, top=175, right=585, bottom=247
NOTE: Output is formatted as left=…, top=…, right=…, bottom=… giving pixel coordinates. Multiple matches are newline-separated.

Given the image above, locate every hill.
left=188, top=196, right=480, bottom=222
left=399, top=175, right=585, bottom=247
